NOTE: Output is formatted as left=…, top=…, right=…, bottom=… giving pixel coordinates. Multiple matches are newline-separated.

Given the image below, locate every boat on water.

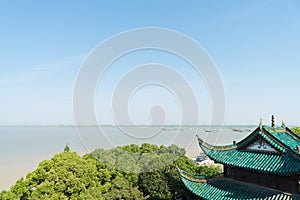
left=231, top=128, right=243, bottom=132
left=162, top=127, right=183, bottom=131
left=231, top=128, right=253, bottom=132
left=204, top=129, right=220, bottom=133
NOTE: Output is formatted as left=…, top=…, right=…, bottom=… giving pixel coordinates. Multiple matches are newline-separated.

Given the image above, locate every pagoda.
left=179, top=116, right=300, bottom=199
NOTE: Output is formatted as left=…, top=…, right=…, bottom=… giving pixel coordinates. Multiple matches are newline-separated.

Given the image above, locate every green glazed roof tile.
left=203, top=148, right=300, bottom=174
left=198, top=125, right=300, bottom=174
left=264, top=126, right=300, bottom=155
left=179, top=169, right=300, bottom=200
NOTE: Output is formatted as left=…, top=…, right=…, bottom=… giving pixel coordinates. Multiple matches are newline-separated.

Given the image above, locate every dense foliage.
left=291, top=127, right=300, bottom=135
left=0, top=144, right=221, bottom=200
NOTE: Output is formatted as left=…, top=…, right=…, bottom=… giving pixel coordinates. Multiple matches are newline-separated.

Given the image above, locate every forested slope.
left=0, top=144, right=221, bottom=200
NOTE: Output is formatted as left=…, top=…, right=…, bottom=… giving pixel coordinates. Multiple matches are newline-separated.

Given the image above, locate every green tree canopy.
left=291, top=127, right=300, bottom=135
left=1, top=143, right=221, bottom=200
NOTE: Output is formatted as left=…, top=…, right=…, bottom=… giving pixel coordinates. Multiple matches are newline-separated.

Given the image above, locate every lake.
left=0, top=125, right=254, bottom=190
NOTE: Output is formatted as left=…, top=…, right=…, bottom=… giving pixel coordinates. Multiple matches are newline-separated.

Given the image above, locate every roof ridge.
left=179, top=173, right=300, bottom=199
left=197, top=135, right=237, bottom=151
left=263, top=127, right=300, bottom=158
left=258, top=130, right=287, bottom=153
left=236, top=128, right=260, bottom=149
left=285, top=126, right=300, bottom=140
left=178, top=168, right=223, bottom=183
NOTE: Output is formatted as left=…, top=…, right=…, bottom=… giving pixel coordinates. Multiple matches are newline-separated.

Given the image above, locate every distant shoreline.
left=0, top=124, right=259, bottom=127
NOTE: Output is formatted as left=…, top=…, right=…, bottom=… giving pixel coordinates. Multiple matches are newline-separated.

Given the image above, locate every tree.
left=291, top=127, right=300, bottom=135
left=63, top=143, right=70, bottom=152
left=1, top=143, right=221, bottom=200
left=103, top=176, right=147, bottom=200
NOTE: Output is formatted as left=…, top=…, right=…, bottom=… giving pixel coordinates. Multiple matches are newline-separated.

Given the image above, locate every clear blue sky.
left=0, top=0, right=300, bottom=125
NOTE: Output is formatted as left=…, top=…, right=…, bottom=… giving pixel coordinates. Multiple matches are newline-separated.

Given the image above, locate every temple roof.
left=178, top=169, right=300, bottom=200
left=198, top=123, right=300, bottom=174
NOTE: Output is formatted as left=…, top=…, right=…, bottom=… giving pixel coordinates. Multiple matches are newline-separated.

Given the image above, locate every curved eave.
left=224, top=126, right=297, bottom=156
left=198, top=125, right=300, bottom=158
left=197, top=135, right=237, bottom=152
left=197, top=136, right=300, bottom=175
left=200, top=148, right=300, bottom=175
left=197, top=125, right=300, bottom=175
left=178, top=168, right=223, bottom=183
left=178, top=169, right=299, bottom=200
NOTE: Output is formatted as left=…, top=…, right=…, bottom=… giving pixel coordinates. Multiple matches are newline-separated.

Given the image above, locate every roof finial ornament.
left=282, top=120, right=286, bottom=129
left=259, top=118, right=263, bottom=131
left=271, top=115, right=276, bottom=130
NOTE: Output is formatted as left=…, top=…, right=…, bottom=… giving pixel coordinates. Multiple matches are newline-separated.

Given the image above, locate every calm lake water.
left=0, top=125, right=255, bottom=190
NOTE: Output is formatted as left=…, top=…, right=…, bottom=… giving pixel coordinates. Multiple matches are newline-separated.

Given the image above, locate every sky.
left=0, top=0, right=300, bottom=125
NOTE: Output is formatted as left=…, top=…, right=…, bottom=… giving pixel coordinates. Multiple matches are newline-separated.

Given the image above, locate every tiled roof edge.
left=197, top=135, right=237, bottom=152
left=178, top=168, right=223, bottom=183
